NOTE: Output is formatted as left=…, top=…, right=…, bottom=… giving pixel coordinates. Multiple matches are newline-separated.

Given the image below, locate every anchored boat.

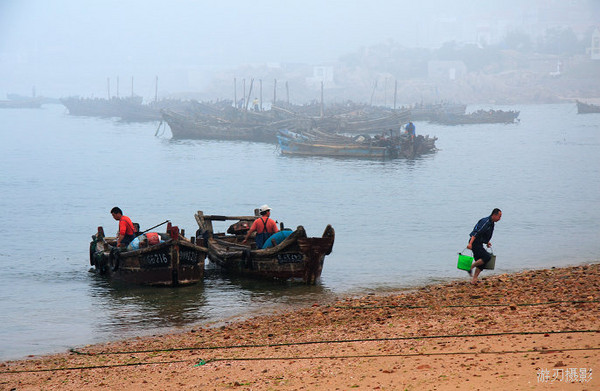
left=277, top=129, right=436, bottom=159
left=195, top=211, right=335, bottom=284
left=90, top=222, right=207, bottom=286
left=576, top=100, right=600, bottom=114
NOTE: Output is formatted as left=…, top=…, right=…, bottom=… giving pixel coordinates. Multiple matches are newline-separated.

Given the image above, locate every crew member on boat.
left=242, top=204, right=279, bottom=248
left=110, top=207, right=136, bottom=248
left=406, top=122, right=416, bottom=139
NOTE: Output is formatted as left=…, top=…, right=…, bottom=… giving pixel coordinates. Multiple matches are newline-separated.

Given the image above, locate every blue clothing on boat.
left=261, top=230, right=293, bottom=249
left=406, top=122, right=416, bottom=137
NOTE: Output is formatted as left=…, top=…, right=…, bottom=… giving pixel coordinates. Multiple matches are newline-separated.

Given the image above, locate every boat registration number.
left=277, top=253, right=303, bottom=264
left=180, top=249, right=200, bottom=265
left=141, top=251, right=171, bottom=268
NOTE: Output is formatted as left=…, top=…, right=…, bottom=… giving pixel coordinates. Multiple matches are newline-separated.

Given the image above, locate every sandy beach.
left=2, top=263, right=598, bottom=390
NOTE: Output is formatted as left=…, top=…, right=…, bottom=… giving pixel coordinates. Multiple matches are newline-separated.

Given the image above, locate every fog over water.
left=2, top=0, right=598, bottom=98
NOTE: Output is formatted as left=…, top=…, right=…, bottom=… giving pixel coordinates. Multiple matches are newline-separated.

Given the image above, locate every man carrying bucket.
left=467, top=208, right=502, bottom=284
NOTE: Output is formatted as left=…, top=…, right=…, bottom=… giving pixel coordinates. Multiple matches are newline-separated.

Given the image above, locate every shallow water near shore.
left=0, top=103, right=598, bottom=361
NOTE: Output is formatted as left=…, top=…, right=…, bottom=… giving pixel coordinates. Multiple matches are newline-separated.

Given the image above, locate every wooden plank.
left=196, top=211, right=257, bottom=221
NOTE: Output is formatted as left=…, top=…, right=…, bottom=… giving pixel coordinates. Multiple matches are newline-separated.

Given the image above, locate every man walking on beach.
left=467, top=208, right=502, bottom=284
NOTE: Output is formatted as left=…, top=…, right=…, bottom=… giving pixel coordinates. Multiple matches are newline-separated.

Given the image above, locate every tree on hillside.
left=433, top=41, right=500, bottom=72
left=502, top=30, right=533, bottom=52
left=538, top=27, right=582, bottom=55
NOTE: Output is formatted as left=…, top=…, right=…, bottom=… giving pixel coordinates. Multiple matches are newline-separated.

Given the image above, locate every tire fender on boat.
left=89, top=241, right=96, bottom=266
left=241, top=249, right=253, bottom=269
left=109, top=248, right=120, bottom=272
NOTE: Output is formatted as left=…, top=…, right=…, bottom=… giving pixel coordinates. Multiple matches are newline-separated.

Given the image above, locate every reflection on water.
left=85, top=267, right=336, bottom=342
left=87, top=273, right=209, bottom=333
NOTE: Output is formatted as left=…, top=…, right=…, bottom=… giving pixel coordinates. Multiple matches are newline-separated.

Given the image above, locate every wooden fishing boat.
left=194, top=211, right=335, bottom=284
left=0, top=98, right=42, bottom=109
left=311, top=110, right=411, bottom=134
left=408, top=102, right=466, bottom=121
left=61, top=96, right=143, bottom=117
left=90, top=222, right=207, bottom=286
left=576, top=100, right=600, bottom=114
left=162, top=110, right=278, bottom=142
left=277, top=129, right=437, bottom=159
left=430, top=109, right=519, bottom=125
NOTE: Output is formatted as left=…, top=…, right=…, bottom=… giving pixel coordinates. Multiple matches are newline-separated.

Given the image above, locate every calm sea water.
left=0, top=103, right=598, bottom=361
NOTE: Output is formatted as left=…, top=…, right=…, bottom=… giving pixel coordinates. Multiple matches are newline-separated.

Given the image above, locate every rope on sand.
left=3, top=346, right=600, bottom=374
left=204, top=346, right=600, bottom=364
left=332, top=299, right=599, bottom=310
left=66, top=328, right=600, bottom=355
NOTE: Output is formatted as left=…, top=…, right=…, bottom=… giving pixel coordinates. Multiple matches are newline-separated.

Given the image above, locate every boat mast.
left=242, top=79, right=246, bottom=110
left=286, top=81, right=289, bottom=104
left=394, top=79, right=398, bottom=110
left=245, top=78, right=254, bottom=111
left=259, top=79, right=262, bottom=111
left=233, top=77, right=237, bottom=108
left=320, top=81, right=324, bottom=118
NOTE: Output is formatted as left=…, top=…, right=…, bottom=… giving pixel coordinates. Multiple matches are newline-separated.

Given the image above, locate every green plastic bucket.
left=457, top=253, right=473, bottom=271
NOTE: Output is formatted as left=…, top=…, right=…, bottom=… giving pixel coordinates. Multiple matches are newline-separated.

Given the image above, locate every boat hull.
left=278, top=136, right=392, bottom=158
left=0, top=99, right=42, bottom=109
left=576, top=100, right=600, bottom=114
left=90, top=231, right=207, bottom=286
left=277, top=130, right=436, bottom=159
left=430, top=110, right=520, bottom=125
left=162, top=111, right=276, bottom=142
left=195, top=212, right=334, bottom=284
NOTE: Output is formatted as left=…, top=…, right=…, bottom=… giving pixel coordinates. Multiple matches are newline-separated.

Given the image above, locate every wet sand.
left=2, top=263, right=598, bottom=390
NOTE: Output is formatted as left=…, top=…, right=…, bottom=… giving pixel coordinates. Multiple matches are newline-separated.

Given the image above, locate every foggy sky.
left=0, top=0, right=596, bottom=99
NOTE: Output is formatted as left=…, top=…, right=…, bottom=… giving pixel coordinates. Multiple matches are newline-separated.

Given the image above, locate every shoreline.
left=2, top=263, right=598, bottom=390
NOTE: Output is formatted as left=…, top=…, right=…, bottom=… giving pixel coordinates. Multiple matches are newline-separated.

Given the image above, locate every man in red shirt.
left=242, top=204, right=279, bottom=248
left=110, top=207, right=136, bottom=248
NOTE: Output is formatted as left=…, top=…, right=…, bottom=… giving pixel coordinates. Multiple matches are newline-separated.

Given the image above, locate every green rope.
left=1, top=359, right=191, bottom=374
left=4, top=346, right=599, bottom=374
left=206, top=346, right=600, bottom=363
left=68, top=329, right=599, bottom=356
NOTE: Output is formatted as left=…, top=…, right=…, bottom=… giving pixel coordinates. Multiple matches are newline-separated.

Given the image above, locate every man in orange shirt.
left=242, top=204, right=279, bottom=248
left=110, top=207, right=136, bottom=248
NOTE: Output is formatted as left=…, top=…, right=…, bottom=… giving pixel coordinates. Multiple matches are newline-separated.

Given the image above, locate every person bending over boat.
left=405, top=122, right=416, bottom=139
left=242, top=204, right=279, bottom=248
left=467, top=208, right=502, bottom=284
left=110, top=207, right=137, bottom=248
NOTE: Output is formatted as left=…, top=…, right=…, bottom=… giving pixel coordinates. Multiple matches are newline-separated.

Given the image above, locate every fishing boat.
left=277, top=129, right=437, bottom=159
left=0, top=98, right=42, bottom=109
left=194, top=211, right=335, bottom=284
left=162, top=110, right=278, bottom=142
left=576, top=100, right=600, bottom=114
left=90, top=222, right=207, bottom=286
left=430, top=109, right=520, bottom=125
left=408, top=102, right=466, bottom=121
left=61, top=95, right=144, bottom=117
